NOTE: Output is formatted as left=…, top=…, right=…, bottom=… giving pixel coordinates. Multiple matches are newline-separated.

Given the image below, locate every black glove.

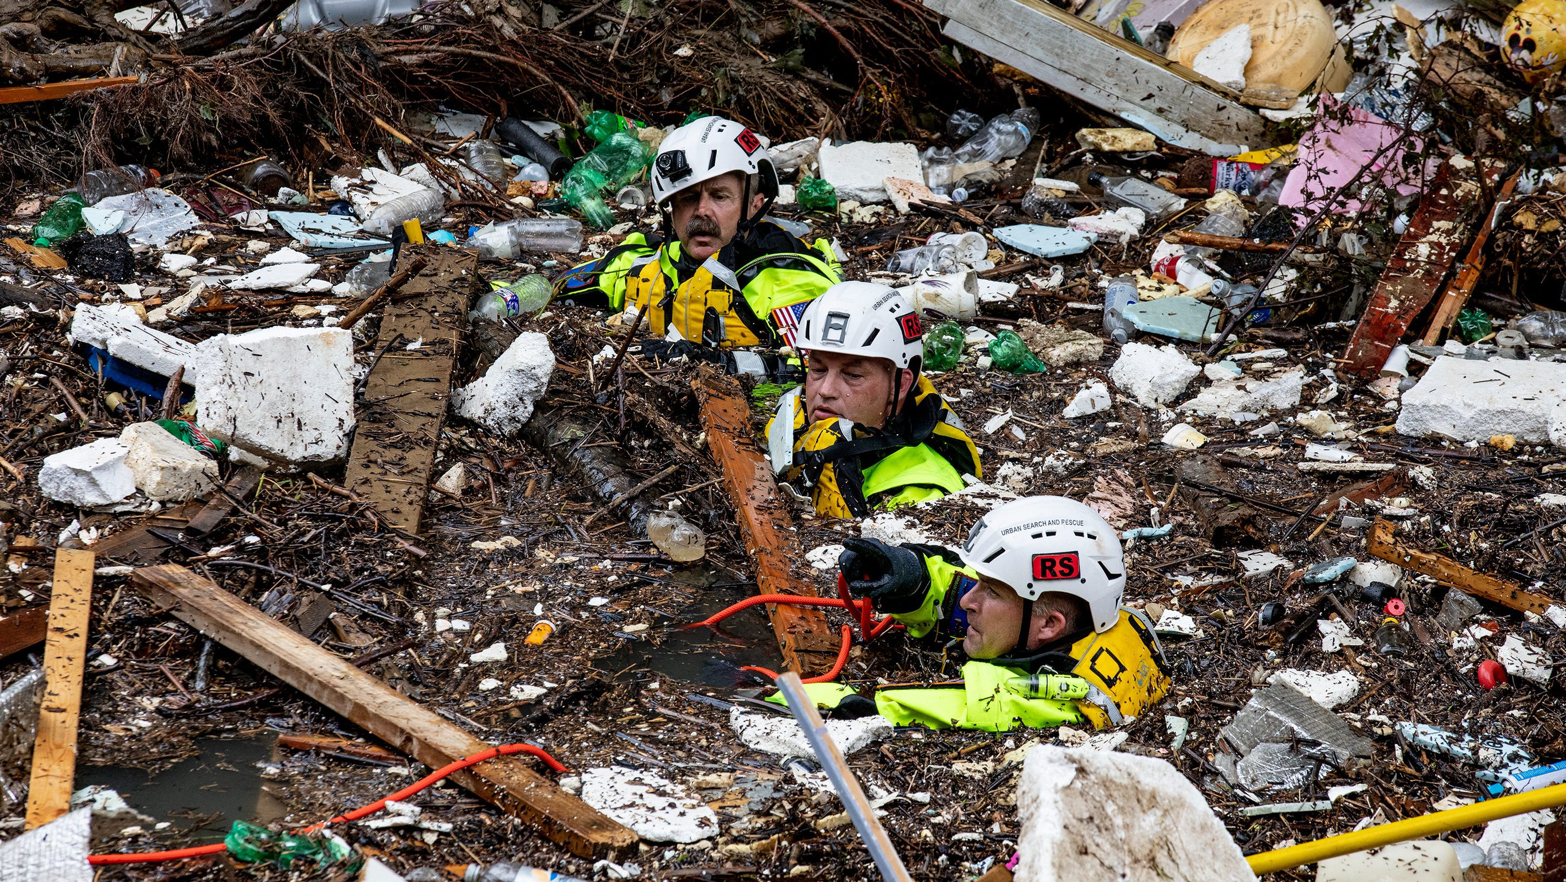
left=838, top=537, right=929, bottom=614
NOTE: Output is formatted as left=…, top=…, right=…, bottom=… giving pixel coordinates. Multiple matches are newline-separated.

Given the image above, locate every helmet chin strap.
left=1015, top=598, right=1034, bottom=657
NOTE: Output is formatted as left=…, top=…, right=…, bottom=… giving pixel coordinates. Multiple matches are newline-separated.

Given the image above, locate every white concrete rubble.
left=1061, top=381, right=1112, bottom=419
left=1267, top=669, right=1360, bottom=710
left=38, top=437, right=136, bottom=507
left=1398, top=356, right=1566, bottom=445
left=1110, top=342, right=1200, bottom=407
left=1348, top=559, right=1404, bottom=591
left=120, top=422, right=218, bottom=502
left=1178, top=370, right=1303, bottom=421
left=70, top=303, right=198, bottom=378
left=228, top=262, right=319, bottom=291
left=730, top=707, right=892, bottom=759
left=190, top=326, right=356, bottom=463
left=1014, top=746, right=1256, bottom=882
left=816, top=141, right=924, bottom=203
left=579, top=766, right=719, bottom=843
left=452, top=331, right=554, bottom=436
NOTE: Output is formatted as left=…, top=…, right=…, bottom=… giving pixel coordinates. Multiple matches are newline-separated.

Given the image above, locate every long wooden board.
left=925, top=0, right=1274, bottom=154
left=0, top=76, right=139, bottom=105
left=90, top=466, right=262, bottom=563
left=1421, top=169, right=1521, bottom=345
left=129, top=565, right=636, bottom=857
left=25, top=548, right=95, bottom=830
left=693, top=371, right=842, bottom=676
left=0, top=607, right=49, bottom=660
left=343, top=247, right=474, bottom=535
left=1368, top=519, right=1557, bottom=615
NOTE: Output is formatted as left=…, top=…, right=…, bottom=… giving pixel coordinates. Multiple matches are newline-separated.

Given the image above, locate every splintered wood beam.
left=129, top=565, right=636, bottom=857
left=0, top=76, right=140, bottom=105
left=1421, top=169, right=1521, bottom=345
left=25, top=548, right=95, bottom=830
left=90, top=466, right=262, bottom=564
left=343, top=247, right=474, bottom=535
left=0, top=607, right=48, bottom=660
left=1367, top=519, right=1556, bottom=615
left=693, top=370, right=843, bottom=676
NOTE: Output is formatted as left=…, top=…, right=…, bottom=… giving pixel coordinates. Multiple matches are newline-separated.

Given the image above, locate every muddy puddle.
left=80, top=733, right=286, bottom=840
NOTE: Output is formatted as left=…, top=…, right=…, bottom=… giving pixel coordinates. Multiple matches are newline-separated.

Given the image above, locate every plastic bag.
left=796, top=177, right=838, bottom=211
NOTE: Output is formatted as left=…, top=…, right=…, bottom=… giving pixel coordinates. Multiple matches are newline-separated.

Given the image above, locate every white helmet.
left=796, top=282, right=924, bottom=371
left=651, top=116, right=779, bottom=207
left=959, top=496, right=1125, bottom=634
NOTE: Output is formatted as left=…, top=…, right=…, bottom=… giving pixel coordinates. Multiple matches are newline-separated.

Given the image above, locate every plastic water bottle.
left=362, top=187, right=444, bottom=236
left=921, top=146, right=957, bottom=194
left=954, top=108, right=1041, bottom=164
left=78, top=165, right=159, bottom=206
left=1088, top=172, right=1186, bottom=221
left=1102, top=275, right=1138, bottom=345
left=461, top=862, right=590, bottom=882
left=1516, top=309, right=1566, bottom=347
left=923, top=321, right=965, bottom=371
left=946, top=109, right=985, bottom=142
left=344, top=258, right=392, bottom=294
left=988, top=331, right=1046, bottom=374
left=31, top=192, right=85, bottom=247
left=885, top=243, right=958, bottom=275
left=647, top=510, right=706, bottom=562
left=471, top=275, right=552, bottom=321
left=469, top=218, right=583, bottom=258
left=464, top=140, right=507, bottom=186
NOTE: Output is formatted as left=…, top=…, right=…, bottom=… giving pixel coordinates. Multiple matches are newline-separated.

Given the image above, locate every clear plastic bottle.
left=647, top=510, right=706, bottom=562
left=1103, top=275, right=1139, bottom=345
left=460, top=863, right=591, bottom=882
left=885, top=243, right=958, bottom=275
left=1089, top=172, right=1187, bottom=221
left=953, top=107, right=1041, bottom=164
left=923, top=321, right=966, bottom=371
left=1185, top=204, right=1249, bottom=261
left=344, top=258, right=392, bottom=294
left=469, top=218, right=584, bottom=258
left=921, top=146, right=957, bottom=195
left=1374, top=617, right=1410, bottom=656
left=471, top=275, right=552, bottom=321
left=1516, top=309, right=1566, bottom=347
left=362, top=187, right=444, bottom=236
left=464, top=140, right=507, bottom=186
left=78, top=165, right=159, bottom=206
left=946, top=109, right=985, bottom=142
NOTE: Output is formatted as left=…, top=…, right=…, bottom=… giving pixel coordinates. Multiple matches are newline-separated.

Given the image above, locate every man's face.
left=804, top=350, right=902, bottom=428
left=958, top=576, right=1071, bottom=659
left=669, top=172, right=765, bottom=262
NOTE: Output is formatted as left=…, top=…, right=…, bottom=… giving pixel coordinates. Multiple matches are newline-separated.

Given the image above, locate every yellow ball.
left=1503, top=0, right=1566, bottom=84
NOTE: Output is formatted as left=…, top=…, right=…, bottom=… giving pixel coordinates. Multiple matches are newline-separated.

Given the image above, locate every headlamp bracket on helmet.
left=655, top=150, right=692, bottom=186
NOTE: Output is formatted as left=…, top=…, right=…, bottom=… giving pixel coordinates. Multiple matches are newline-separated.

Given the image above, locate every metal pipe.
left=775, top=673, right=913, bottom=882
left=1248, top=780, right=1566, bottom=874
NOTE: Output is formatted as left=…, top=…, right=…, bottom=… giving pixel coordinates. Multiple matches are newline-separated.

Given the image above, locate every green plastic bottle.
left=923, top=320, right=965, bottom=371
left=1456, top=306, right=1493, bottom=343
left=988, top=330, right=1046, bottom=374
left=584, top=110, right=643, bottom=143
left=561, top=131, right=652, bottom=229
left=224, top=820, right=353, bottom=869
left=31, top=192, right=85, bottom=247
left=796, top=177, right=838, bottom=211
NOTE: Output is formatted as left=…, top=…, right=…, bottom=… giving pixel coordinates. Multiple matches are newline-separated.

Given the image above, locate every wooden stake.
left=1368, top=519, right=1557, bottom=615
left=0, top=76, right=139, bottom=105
left=25, top=548, right=95, bottom=830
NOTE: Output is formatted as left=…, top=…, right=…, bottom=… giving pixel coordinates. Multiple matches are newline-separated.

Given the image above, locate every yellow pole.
left=1247, top=781, right=1566, bottom=875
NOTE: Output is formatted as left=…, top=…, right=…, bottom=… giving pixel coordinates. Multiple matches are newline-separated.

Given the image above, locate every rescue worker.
left=765, top=281, right=981, bottom=518
left=832, top=496, right=1171, bottom=732
left=555, top=115, right=841, bottom=375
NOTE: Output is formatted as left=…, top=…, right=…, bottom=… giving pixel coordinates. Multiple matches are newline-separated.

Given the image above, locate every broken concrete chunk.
left=1398, top=356, right=1566, bottom=445
left=730, top=706, right=891, bottom=759
left=1013, top=746, right=1254, bottom=882
left=452, top=331, right=554, bottom=436
left=579, top=766, right=719, bottom=843
left=1109, top=342, right=1200, bottom=407
left=39, top=437, right=136, bottom=508
left=228, top=262, right=320, bottom=291
left=1062, top=382, right=1112, bottom=419
left=120, top=422, right=218, bottom=502
left=190, top=326, right=356, bottom=464
left=1220, top=682, right=1372, bottom=765
left=815, top=141, right=923, bottom=204
left=1179, top=370, right=1304, bottom=421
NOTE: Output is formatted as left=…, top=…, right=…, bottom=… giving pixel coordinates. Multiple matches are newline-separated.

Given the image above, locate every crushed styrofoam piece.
left=1318, top=619, right=1363, bottom=652
left=510, top=683, right=547, bottom=701
left=433, top=462, right=468, bottom=497
left=1161, top=423, right=1207, bottom=449
left=1477, top=809, right=1555, bottom=869
left=91, top=189, right=200, bottom=248
left=859, top=511, right=931, bottom=545
left=1498, top=635, right=1552, bottom=687
left=191, top=326, right=356, bottom=463
left=70, top=303, right=198, bottom=379
left=1014, top=746, right=1254, bottom=882
left=120, top=422, right=218, bottom=502
left=1400, top=357, right=1566, bottom=445
left=1154, top=610, right=1200, bottom=636
left=1305, top=443, right=1360, bottom=462
left=1179, top=370, right=1303, bottom=421
left=730, top=707, right=891, bottom=759
left=39, top=437, right=136, bottom=507
left=1238, top=550, right=1292, bottom=579
left=469, top=642, right=507, bottom=663
left=996, top=462, right=1036, bottom=494
left=1348, top=560, right=1404, bottom=591
left=1110, top=342, right=1200, bottom=407
left=0, top=806, right=93, bottom=882
left=1268, top=669, right=1360, bottom=710
left=258, top=247, right=312, bottom=265
left=228, top=262, right=319, bottom=291
left=1061, top=382, right=1112, bottom=419
left=816, top=141, right=923, bottom=204
left=1297, top=410, right=1355, bottom=439
left=805, top=544, right=844, bottom=570
left=159, top=253, right=198, bottom=273
left=1066, top=206, right=1145, bottom=244
left=883, top=176, right=949, bottom=214
left=452, top=331, right=554, bottom=436
left=477, top=678, right=502, bottom=692
left=579, top=766, right=719, bottom=843
left=1191, top=23, right=1252, bottom=91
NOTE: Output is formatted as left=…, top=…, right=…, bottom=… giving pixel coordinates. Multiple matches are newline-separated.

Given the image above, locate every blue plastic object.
left=1302, top=556, right=1358, bottom=584
left=1122, top=296, right=1222, bottom=343
left=992, top=224, right=1096, bottom=257
left=83, top=345, right=192, bottom=402
left=270, top=211, right=388, bottom=249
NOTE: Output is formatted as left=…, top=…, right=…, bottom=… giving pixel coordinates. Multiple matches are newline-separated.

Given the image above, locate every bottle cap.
left=1384, top=598, right=1406, bottom=616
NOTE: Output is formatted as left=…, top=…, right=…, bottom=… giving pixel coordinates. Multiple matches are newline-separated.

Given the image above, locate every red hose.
left=88, top=743, right=566, bottom=865
left=742, top=624, right=853, bottom=684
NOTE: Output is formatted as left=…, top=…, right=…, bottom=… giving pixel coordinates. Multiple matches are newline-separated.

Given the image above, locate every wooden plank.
left=90, top=466, right=262, bottom=563
left=342, top=247, right=473, bottom=535
left=926, top=0, right=1274, bottom=154
left=1341, top=159, right=1501, bottom=377
left=1368, top=519, right=1557, bottom=615
left=0, top=76, right=139, bottom=105
left=1421, top=169, right=1521, bottom=345
left=1545, top=819, right=1566, bottom=882
left=24, top=548, right=95, bottom=830
left=129, top=565, right=636, bottom=857
left=0, top=607, right=49, bottom=660
left=3, top=238, right=68, bottom=270
left=692, top=370, right=842, bottom=676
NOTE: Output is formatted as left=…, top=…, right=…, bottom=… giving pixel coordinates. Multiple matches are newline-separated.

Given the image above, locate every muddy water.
left=597, top=569, right=785, bottom=688
left=80, top=733, right=287, bottom=840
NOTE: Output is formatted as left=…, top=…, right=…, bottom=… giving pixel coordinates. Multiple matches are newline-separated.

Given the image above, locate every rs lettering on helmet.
left=897, top=313, right=922, bottom=343
left=735, top=128, right=762, bottom=154
left=1032, top=552, right=1080, bottom=580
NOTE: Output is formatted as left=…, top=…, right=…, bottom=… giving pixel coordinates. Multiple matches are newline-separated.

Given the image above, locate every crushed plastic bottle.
left=79, top=164, right=160, bottom=206
left=584, top=109, right=641, bottom=143
left=31, top=192, right=85, bottom=247
left=514, top=162, right=550, bottom=183
left=362, top=186, right=444, bottom=237
left=885, top=243, right=958, bottom=275
left=1515, top=309, right=1566, bottom=347
left=946, top=109, right=985, bottom=142
left=1089, top=171, right=1186, bottom=221
left=469, top=217, right=583, bottom=258
left=796, top=176, right=838, bottom=211
left=471, top=275, right=552, bottom=321
left=1456, top=306, right=1493, bottom=343
left=1102, top=275, right=1139, bottom=345
left=560, top=131, right=652, bottom=229
left=988, top=330, right=1046, bottom=373
left=461, top=862, right=591, bottom=882
left=953, top=107, right=1041, bottom=164
left=464, top=140, right=508, bottom=186
left=344, top=258, right=392, bottom=294
left=921, top=146, right=957, bottom=195
left=224, top=820, right=353, bottom=869
left=647, top=510, right=706, bottom=562
left=923, top=321, right=966, bottom=371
